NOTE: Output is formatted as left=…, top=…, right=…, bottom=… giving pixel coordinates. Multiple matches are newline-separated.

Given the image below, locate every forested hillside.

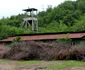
left=0, top=0, right=85, bottom=39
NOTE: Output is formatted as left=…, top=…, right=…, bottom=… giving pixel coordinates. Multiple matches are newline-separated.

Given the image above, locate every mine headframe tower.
left=22, top=8, right=38, bottom=32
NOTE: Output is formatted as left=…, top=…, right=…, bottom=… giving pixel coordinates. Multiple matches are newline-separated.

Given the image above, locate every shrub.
left=13, top=36, right=21, bottom=42
left=56, top=34, right=72, bottom=49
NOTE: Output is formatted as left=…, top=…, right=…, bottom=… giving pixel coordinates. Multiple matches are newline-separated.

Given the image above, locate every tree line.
left=0, top=0, right=85, bottom=39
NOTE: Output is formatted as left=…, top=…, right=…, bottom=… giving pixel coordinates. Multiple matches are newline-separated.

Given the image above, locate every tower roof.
left=23, top=8, right=38, bottom=12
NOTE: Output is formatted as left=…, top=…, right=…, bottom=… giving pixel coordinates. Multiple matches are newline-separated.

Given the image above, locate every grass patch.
left=16, top=60, right=43, bottom=65
left=0, top=59, right=6, bottom=62
left=47, top=60, right=85, bottom=70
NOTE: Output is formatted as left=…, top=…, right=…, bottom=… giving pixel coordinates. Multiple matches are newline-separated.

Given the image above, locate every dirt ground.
left=0, top=61, right=50, bottom=70
left=61, top=66, right=85, bottom=70
left=0, top=60, right=85, bottom=70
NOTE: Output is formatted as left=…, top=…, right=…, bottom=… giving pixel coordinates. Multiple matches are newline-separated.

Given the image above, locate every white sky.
left=0, top=0, right=75, bottom=18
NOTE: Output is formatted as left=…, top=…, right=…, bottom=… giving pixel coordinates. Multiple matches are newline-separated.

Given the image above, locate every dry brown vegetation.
left=0, top=41, right=85, bottom=61
left=2, top=41, right=62, bottom=60
left=0, top=44, right=10, bottom=58
left=54, top=46, right=85, bottom=61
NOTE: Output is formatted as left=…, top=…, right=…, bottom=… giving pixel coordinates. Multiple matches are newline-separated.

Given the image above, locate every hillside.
left=0, top=0, right=85, bottom=39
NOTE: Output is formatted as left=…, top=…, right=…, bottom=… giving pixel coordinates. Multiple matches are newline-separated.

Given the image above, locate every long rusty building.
left=0, top=31, right=85, bottom=45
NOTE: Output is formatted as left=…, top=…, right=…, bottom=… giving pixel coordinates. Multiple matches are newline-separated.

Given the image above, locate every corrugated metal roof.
left=0, top=32, right=85, bottom=43
left=23, top=8, right=38, bottom=12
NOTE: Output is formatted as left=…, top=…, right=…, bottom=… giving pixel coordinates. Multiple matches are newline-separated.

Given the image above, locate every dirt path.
left=0, top=60, right=85, bottom=70
left=15, top=61, right=50, bottom=70
left=0, top=62, right=16, bottom=70
left=61, top=66, right=85, bottom=70
left=0, top=61, right=52, bottom=70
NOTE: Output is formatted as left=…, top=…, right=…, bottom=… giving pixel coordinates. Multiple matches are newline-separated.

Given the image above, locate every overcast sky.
left=0, top=0, right=75, bottom=18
